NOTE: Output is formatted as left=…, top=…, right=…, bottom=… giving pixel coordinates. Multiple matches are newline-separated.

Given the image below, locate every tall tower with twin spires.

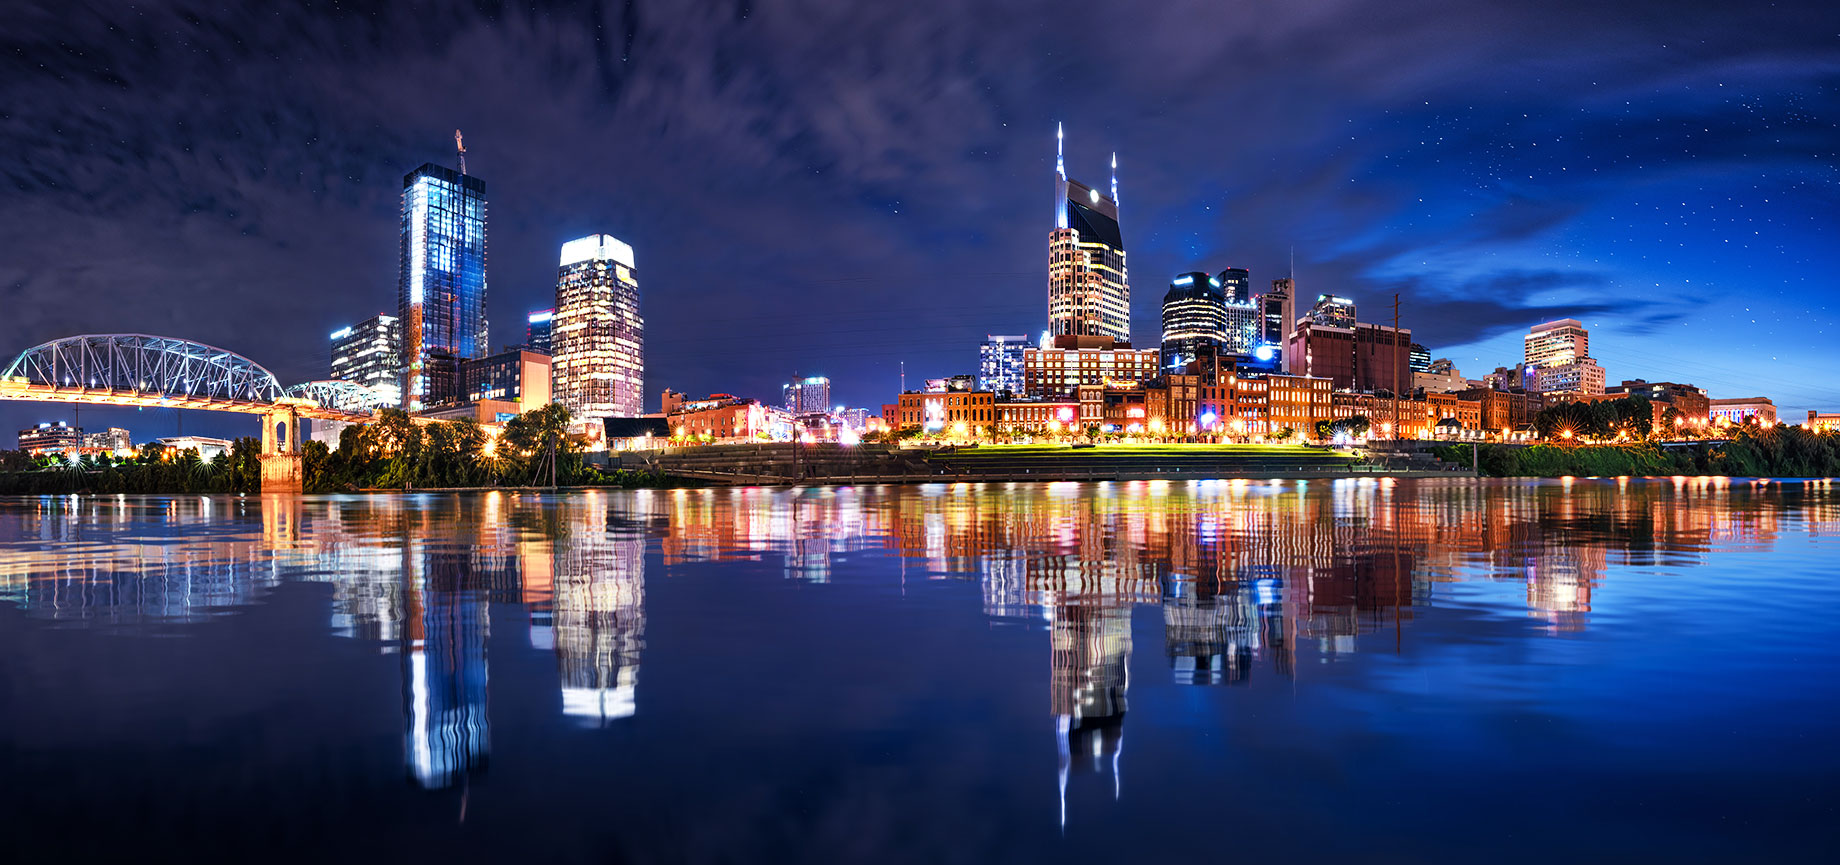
left=1048, top=124, right=1130, bottom=345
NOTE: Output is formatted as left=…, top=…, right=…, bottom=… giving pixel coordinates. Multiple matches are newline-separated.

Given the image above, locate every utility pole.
left=1392, top=293, right=1401, bottom=445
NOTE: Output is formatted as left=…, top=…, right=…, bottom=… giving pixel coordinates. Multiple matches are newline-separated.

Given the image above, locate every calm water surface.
left=1, top=479, right=1836, bottom=863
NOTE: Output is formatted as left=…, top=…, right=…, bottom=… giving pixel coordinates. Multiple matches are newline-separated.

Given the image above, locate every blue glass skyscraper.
left=399, top=162, right=488, bottom=410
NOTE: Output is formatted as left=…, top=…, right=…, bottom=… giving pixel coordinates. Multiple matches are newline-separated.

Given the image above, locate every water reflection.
left=1, top=477, right=1835, bottom=818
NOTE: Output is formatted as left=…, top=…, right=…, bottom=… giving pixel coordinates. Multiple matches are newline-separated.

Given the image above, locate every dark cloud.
left=2, top=0, right=1837, bottom=439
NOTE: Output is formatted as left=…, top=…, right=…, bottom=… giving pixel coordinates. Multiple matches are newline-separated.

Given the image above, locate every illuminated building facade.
left=526, top=308, right=554, bottom=355
left=1709, top=397, right=1776, bottom=425
left=1023, top=340, right=1161, bottom=399
left=979, top=334, right=1029, bottom=396
left=82, top=427, right=132, bottom=455
left=1217, top=267, right=1252, bottom=304
left=552, top=234, right=645, bottom=420
left=461, top=349, right=551, bottom=415
left=330, top=313, right=404, bottom=408
left=1161, top=272, right=1227, bottom=371
left=1607, top=379, right=1709, bottom=422
left=399, top=163, right=488, bottom=411
left=1524, top=318, right=1589, bottom=368
left=783, top=376, right=831, bottom=415
left=1532, top=360, right=1607, bottom=396
left=1807, top=410, right=1840, bottom=433
left=1049, top=125, right=1130, bottom=343
left=894, top=390, right=995, bottom=433
left=1304, top=295, right=1357, bottom=329
left=668, top=394, right=794, bottom=442
left=17, top=421, right=79, bottom=455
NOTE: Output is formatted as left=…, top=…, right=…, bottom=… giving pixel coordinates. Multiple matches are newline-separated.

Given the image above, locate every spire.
left=1110, top=151, right=1119, bottom=209
left=1055, top=122, right=1066, bottom=178
left=455, top=129, right=467, bottom=175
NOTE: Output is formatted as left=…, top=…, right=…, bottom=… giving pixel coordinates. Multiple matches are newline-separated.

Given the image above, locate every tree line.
left=1436, top=425, right=1840, bottom=478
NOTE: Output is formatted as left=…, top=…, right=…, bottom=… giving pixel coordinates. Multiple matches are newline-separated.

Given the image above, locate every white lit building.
left=783, top=376, right=831, bottom=415
left=330, top=313, right=404, bottom=408
left=979, top=335, right=1029, bottom=396
left=551, top=235, right=645, bottom=421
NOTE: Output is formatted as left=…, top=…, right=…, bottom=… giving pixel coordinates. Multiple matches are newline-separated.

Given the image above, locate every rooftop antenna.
left=1055, top=122, right=1065, bottom=179
left=455, top=129, right=467, bottom=175
left=1110, top=151, right=1119, bottom=209
left=1288, top=246, right=1295, bottom=281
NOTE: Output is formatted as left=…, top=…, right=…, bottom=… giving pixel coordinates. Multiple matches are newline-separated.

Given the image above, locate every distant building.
left=1409, top=343, right=1431, bottom=373
left=1807, top=410, right=1840, bottom=433
left=1607, top=379, right=1709, bottom=422
left=552, top=234, right=645, bottom=421
left=1414, top=359, right=1468, bottom=394
left=1304, top=295, right=1356, bottom=329
left=1216, top=267, right=1252, bottom=304
left=1048, top=125, right=1130, bottom=343
left=82, top=427, right=133, bottom=455
left=1258, top=278, right=1296, bottom=367
left=1286, top=321, right=1413, bottom=394
left=1532, top=360, right=1607, bottom=396
left=979, top=334, right=1029, bottom=396
left=603, top=417, right=672, bottom=451
left=460, top=349, right=552, bottom=416
left=667, top=394, right=794, bottom=443
left=893, top=390, right=996, bottom=434
left=1709, top=397, right=1776, bottom=425
left=783, top=376, right=831, bottom=415
left=400, top=162, right=488, bottom=411
left=838, top=408, right=871, bottom=431
left=18, top=422, right=80, bottom=455
left=153, top=436, right=232, bottom=460
left=1161, top=272, right=1226, bottom=372
left=1525, top=318, right=1589, bottom=368
left=526, top=309, right=555, bottom=355
left=330, top=313, right=404, bottom=408
left=925, top=374, right=978, bottom=393
left=1023, top=337, right=1161, bottom=399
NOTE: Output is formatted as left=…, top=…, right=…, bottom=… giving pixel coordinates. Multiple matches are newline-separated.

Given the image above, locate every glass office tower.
left=399, top=163, right=488, bottom=411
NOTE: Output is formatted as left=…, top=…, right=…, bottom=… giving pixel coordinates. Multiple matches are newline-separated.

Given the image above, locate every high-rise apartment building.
left=1216, top=268, right=1252, bottom=304
left=330, top=313, right=404, bottom=408
left=1048, top=125, right=1130, bottom=344
left=1161, top=272, right=1227, bottom=372
left=82, top=427, right=133, bottom=455
left=552, top=235, right=645, bottom=420
left=1524, top=319, right=1588, bottom=367
left=399, top=162, right=488, bottom=410
left=1287, top=321, right=1413, bottom=394
left=526, top=309, right=554, bottom=355
left=783, top=376, right=832, bottom=415
left=979, top=334, right=1029, bottom=397
left=1524, top=319, right=1605, bottom=396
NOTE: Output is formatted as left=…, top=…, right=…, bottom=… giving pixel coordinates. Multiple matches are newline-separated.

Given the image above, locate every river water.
left=1, top=479, right=1835, bottom=862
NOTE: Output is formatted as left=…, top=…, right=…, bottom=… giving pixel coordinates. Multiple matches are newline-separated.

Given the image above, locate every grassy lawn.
left=931, top=443, right=1357, bottom=459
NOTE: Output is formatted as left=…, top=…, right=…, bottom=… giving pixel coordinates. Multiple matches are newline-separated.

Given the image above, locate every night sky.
left=4, top=0, right=1837, bottom=442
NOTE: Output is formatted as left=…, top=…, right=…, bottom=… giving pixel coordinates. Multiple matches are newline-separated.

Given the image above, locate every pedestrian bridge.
left=0, top=334, right=386, bottom=420
left=1, top=334, right=392, bottom=492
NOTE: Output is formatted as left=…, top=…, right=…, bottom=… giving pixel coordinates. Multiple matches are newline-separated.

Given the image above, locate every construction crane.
left=455, top=129, right=467, bottom=175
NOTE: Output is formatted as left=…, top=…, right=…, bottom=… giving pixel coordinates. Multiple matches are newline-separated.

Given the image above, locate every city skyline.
left=2, top=1, right=1836, bottom=442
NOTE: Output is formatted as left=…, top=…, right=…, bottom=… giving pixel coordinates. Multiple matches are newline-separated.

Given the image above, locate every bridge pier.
left=260, top=404, right=304, bottom=494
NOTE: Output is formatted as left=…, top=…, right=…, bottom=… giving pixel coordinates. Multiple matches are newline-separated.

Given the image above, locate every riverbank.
left=1431, top=426, right=1840, bottom=477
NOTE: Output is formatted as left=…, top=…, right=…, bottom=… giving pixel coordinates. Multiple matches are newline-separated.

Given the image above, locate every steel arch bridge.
left=0, top=334, right=375, bottom=420
left=284, top=380, right=392, bottom=414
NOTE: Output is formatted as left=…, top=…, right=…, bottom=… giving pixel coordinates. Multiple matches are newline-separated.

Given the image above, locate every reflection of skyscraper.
left=400, top=162, right=488, bottom=411
left=403, top=563, right=491, bottom=789
left=552, top=533, right=645, bottom=725
left=1162, top=577, right=1256, bottom=685
left=1050, top=602, right=1131, bottom=827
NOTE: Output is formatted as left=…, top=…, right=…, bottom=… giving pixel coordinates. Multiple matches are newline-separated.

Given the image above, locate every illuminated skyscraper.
left=552, top=235, right=645, bottom=420
left=399, top=162, right=488, bottom=410
left=783, top=376, right=831, bottom=414
left=1524, top=319, right=1606, bottom=396
left=1049, top=125, right=1130, bottom=344
left=979, top=334, right=1029, bottom=396
left=1161, top=272, right=1226, bottom=371
left=330, top=313, right=403, bottom=408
